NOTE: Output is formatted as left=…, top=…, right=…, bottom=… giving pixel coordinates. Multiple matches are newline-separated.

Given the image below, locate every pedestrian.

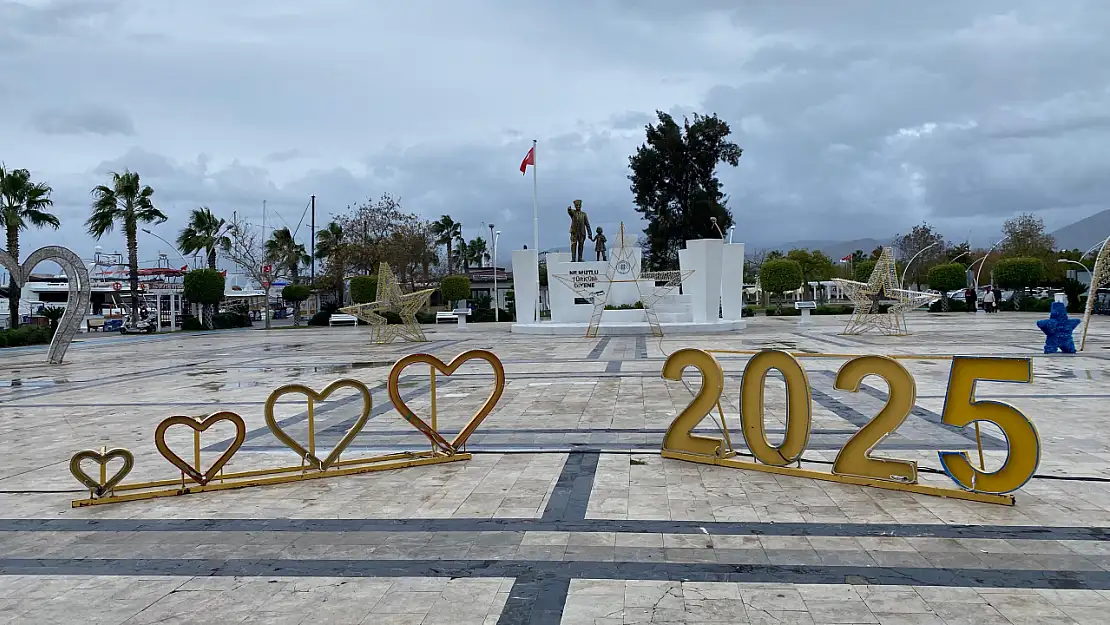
left=964, top=287, right=977, bottom=313
left=982, top=286, right=996, bottom=313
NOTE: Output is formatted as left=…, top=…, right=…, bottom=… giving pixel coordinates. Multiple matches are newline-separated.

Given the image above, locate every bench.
left=329, top=313, right=358, bottom=327
left=435, top=311, right=458, bottom=324
left=86, top=317, right=106, bottom=332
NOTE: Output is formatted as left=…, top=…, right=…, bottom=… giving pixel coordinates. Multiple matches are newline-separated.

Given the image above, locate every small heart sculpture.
left=0, top=246, right=91, bottom=364
left=264, top=379, right=372, bottom=470
left=154, top=411, right=246, bottom=485
left=69, top=448, right=134, bottom=497
left=388, top=350, right=505, bottom=453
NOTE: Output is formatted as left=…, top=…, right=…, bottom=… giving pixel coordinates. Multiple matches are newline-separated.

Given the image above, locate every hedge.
left=760, top=259, right=803, bottom=296
left=0, top=325, right=53, bottom=348
left=994, top=257, right=1045, bottom=289
left=440, top=275, right=470, bottom=303
left=350, top=276, right=378, bottom=304
left=183, top=269, right=225, bottom=306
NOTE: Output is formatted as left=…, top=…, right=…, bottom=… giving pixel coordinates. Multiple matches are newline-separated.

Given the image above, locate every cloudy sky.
left=3, top=0, right=1109, bottom=268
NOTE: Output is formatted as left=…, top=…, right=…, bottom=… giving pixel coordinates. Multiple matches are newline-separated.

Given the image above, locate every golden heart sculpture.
left=388, top=350, right=505, bottom=453
left=154, top=411, right=246, bottom=485
left=69, top=448, right=134, bottom=497
left=264, top=379, right=372, bottom=470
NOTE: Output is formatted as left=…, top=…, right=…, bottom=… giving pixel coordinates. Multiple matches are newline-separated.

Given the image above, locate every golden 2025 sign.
left=660, top=349, right=1039, bottom=506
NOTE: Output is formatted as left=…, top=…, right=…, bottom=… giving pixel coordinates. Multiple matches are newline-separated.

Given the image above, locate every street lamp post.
left=973, top=238, right=1008, bottom=288
left=1058, top=259, right=1091, bottom=282
left=141, top=228, right=190, bottom=268
left=727, top=226, right=736, bottom=244
left=900, top=241, right=941, bottom=289
left=494, top=230, right=501, bottom=322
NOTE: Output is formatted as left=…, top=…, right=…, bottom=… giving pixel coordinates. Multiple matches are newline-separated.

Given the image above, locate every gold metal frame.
left=659, top=348, right=1032, bottom=506
left=1080, top=236, right=1110, bottom=351
left=833, top=247, right=939, bottom=336
left=339, top=262, right=434, bottom=343
left=70, top=351, right=506, bottom=507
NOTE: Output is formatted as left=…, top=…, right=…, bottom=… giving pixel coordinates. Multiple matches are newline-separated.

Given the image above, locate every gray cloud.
left=28, top=105, right=135, bottom=136
left=3, top=0, right=1110, bottom=262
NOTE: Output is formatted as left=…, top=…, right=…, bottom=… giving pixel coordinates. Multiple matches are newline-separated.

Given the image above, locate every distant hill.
left=1051, top=209, right=1110, bottom=252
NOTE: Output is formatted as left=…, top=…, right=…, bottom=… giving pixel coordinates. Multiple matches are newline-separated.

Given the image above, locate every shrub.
left=470, top=308, right=514, bottom=322
left=0, top=324, right=53, bottom=347
left=440, top=275, right=470, bottom=305
left=415, top=310, right=437, bottom=324
left=183, top=269, right=225, bottom=306
left=181, top=316, right=205, bottom=331
left=308, top=312, right=331, bottom=326
left=928, top=263, right=968, bottom=293
left=995, top=257, right=1045, bottom=290
left=742, top=307, right=755, bottom=318
left=349, top=276, right=378, bottom=304
left=814, top=304, right=853, bottom=315
left=760, top=259, right=803, bottom=310
left=766, top=306, right=801, bottom=316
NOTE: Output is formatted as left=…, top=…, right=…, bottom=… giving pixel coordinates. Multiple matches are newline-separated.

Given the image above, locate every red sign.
left=112, top=282, right=122, bottom=291
left=262, top=281, right=270, bottom=289
left=261, top=264, right=272, bottom=274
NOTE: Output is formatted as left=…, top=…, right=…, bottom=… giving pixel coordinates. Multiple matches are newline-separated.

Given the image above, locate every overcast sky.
left=3, top=0, right=1109, bottom=267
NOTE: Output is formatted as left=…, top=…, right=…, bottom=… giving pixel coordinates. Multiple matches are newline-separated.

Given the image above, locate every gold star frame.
left=833, top=247, right=938, bottom=336
left=340, top=263, right=433, bottom=343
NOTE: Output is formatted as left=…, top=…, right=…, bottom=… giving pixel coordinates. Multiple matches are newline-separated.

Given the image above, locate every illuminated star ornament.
left=553, top=223, right=692, bottom=337
left=340, top=263, right=433, bottom=344
left=833, top=247, right=938, bottom=336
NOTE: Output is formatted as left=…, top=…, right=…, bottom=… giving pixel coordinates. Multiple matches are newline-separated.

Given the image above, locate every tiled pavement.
left=1, top=312, right=1109, bottom=623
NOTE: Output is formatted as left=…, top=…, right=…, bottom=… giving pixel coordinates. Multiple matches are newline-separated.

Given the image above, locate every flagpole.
left=531, top=139, right=539, bottom=322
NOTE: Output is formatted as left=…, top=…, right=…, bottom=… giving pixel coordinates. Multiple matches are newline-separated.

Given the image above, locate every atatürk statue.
left=567, top=199, right=592, bottom=262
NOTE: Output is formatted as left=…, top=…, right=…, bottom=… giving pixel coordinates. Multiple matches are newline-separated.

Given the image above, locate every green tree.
left=894, top=222, right=946, bottom=290
left=785, top=249, right=835, bottom=300
left=629, top=111, right=743, bottom=269
left=465, top=237, right=488, bottom=269
left=349, top=275, right=378, bottom=304
left=946, top=241, right=972, bottom=265
left=928, top=263, right=968, bottom=311
left=869, top=246, right=883, bottom=260
left=0, top=165, right=59, bottom=328
left=183, top=268, right=226, bottom=328
left=265, top=227, right=309, bottom=283
left=281, top=284, right=311, bottom=326
left=994, top=257, right=1045, bottom=308
left=854, top=259, right=877, bottom=282
left=430, top=215, right=462, bottom=274
left=851, top=249, right=865, bottom=263
left=40, top=306, right=65, bottom=336
left=87, top=170, right=166, bottom=329
left=760, top=259, right=803, bottom=311
left=1001, top=213, right=1055, bottom=259
left=440, top=275, right=470, bottom=307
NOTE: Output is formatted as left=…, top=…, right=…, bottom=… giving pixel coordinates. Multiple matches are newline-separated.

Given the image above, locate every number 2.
left=661, top=348, right=725, bottom=456
left=939, top=357, right=1038, bottom=494
left=831, top=356, right=917, bottom=483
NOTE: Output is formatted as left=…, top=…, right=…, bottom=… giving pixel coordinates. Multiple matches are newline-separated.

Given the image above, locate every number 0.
left=740, top=350, right=812, bottom=466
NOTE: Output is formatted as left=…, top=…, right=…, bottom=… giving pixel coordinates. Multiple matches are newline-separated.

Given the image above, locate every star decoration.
left=340, top=263, right=433, bottom=344
left=833, top=247, right=939, bottom=336
left=553, top=223, right=692, bottom=337
left=1038, top=301, right=1080, bottom=354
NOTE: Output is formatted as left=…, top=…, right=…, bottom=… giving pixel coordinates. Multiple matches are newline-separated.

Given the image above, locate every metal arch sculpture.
left=1080, top=235, right=1110, bottom=351
left=0, top=246, right=91, bottom=364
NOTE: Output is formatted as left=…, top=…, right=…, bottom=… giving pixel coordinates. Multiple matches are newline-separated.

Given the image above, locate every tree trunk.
left=291, top=267, right=301, bottom=326
left=6, top=226, right=19, bottom=328
left=126, top=223, right=140, bottom=329
left=446, top=242, right=453, bottom=274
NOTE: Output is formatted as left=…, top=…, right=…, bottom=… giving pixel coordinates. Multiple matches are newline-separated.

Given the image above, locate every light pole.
left=1058, top=259, right=1091, bottom=283
left=900, top=241, right=941, bottom=289
left=973, top=237, right=1008, bottom=288
left=494, top=230, right=501, bottom=322
left=141, top=228, right=190, bottom=268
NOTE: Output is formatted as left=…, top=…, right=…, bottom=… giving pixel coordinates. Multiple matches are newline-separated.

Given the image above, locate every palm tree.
left=87, top=170, right=166, bottom=328
left=266, top=227, right=309, bottom=283
left=0, top=165, right=59, bottom=328
left=315, top=221, right=345, bottom=303
left=454, top=232, right=468, bottom=273
left=430, top=215, right=462, bottom=274
left=177, top=207, right=228, bottom=269
left=466, top=237, right=488, bottom=270
left=177, top=207, right=229, bottom=328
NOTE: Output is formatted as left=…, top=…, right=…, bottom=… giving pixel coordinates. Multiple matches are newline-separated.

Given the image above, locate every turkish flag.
left=519, top=146, right=534, bottom=174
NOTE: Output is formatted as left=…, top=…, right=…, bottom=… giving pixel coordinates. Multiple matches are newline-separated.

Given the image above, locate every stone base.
left=510, top=319, right=746, bottom=336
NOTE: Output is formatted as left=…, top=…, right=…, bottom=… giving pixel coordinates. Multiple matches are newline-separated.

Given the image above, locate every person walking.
left=964, top=287, right=977, bottom=313
left=982, top=286, right=996, bottom=313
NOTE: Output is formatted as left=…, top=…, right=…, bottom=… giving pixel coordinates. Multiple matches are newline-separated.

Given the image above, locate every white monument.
left=511, top=233, right=746, bottom=336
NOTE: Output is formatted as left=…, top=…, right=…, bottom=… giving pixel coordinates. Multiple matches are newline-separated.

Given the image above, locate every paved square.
left=1, top=312, right=1109, bottom=623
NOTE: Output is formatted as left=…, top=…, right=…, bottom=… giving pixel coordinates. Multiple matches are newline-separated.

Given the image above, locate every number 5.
left=939, top=357, right=1039, bottom=494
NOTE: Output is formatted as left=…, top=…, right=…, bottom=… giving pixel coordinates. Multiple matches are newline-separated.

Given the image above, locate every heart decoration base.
left=69, top=351, right=505, bottom=507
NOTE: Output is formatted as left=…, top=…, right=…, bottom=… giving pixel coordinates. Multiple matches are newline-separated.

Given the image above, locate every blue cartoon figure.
left=1037, top=301, right=1080, bottom=354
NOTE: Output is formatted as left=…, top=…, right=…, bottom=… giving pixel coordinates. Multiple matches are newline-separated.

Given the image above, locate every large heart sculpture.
left=0, top=246, right=91, bottom=364
left=264, top=379, right=372, bottom=470
left=387, top=350, right=505, bottom=453
left=154, top=411, right=246, bottom=485
left=69, top=448, right=134, bottom=497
